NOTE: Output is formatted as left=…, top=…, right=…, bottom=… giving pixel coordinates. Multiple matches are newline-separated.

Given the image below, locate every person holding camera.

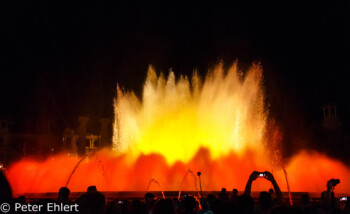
left=244, top=171, right=283, bottom=213
left=316, top=178, right=349, bottom=214
left=321, top=179, right=339, bottom=205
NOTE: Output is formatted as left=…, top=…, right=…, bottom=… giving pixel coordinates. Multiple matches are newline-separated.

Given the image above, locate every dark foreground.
left=2, top=171, right=349, bottom=213
left=20, top=191, right=331, bottom=202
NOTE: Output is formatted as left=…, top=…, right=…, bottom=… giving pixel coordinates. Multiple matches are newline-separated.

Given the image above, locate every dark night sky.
left=0, top=1, right=349, bottom=138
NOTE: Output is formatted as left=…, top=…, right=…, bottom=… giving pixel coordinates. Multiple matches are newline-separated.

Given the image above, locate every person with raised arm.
left=244, top=171, right=283, bottom=212
left=320, top=178, right=340, bottom=212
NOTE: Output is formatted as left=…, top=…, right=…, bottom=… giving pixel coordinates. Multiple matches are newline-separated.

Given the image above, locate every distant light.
left=51, top=148, right=54, bottom=151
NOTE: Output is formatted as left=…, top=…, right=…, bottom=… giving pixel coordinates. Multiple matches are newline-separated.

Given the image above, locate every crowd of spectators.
left=1, top=170, right=349, bottom=214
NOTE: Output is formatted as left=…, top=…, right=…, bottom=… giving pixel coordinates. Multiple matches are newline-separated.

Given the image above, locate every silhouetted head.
left=58, top=187, right=70, bottom=201
left=206, top=194, right=216, bottom=209
left=259, top=191, right=272, bottom=210
left=153, top=198, right=177, bottom=214
left=232, top=189, right=238, bottom=196
left=87, top=185, right=97, bottom=192
left=301, top=193, right=310, bottom=205
left=269, top=188, right=275, bottom=197
left=145, top=192, right=155, bottom=203
left=221, top=188, right=227, bottom=193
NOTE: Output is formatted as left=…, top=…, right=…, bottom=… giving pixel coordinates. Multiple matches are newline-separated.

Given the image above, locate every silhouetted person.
left=199, top=199, right=214, bottom=214
left=87, top=185, right=97, bottom=192
left=320, top=191, right=332, bottom=204
left=301, top=193, right=312, bottom=213
left=145, top=192, right=155, bottom=212
left=320, top=179, right=341, bottom=213
left=0, top=171, right=12, bottom=203
left=180, top=196, right=197, bottom=214
left=301, top=193, right=310, bottom=205
left=325, top=179, right=339, bottom=206
left=218, top=188, right=229, bottom=202
left=206, top=194, right=217, bottom=213
left=231, top=188, right=239, bottom=204
left=258, top=191, right=273, bottom=213
left=77, top=191, right=106, bottom=214
left=244, top=171, right=283, bottom=204
left=232, top=188, right=238, bottom=196
left=237, top=195, right=254, bottom=214
left=58, top=187, right=71, bottom=204
left=153, top=198, right=177, bottom=214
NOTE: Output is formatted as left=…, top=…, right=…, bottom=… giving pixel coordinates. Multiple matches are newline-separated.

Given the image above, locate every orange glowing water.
left=6, top=63, right=350, bottom=195
left=6, top=149, right=350, bottom=194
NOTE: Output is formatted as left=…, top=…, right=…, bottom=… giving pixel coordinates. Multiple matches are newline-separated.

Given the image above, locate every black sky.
left=1, top=1, right=349, bottom=136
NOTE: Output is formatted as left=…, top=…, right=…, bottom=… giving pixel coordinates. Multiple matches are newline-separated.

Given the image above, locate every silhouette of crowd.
left=1, top=170, right=349, bottom=214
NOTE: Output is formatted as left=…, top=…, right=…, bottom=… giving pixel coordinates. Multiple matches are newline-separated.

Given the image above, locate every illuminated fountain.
left=113, top=63, right=266, bottom=163
left=6, top=62, right=350, bottom=195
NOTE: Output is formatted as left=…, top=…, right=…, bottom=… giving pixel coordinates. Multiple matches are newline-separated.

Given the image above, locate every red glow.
left=6, top=149, right=350, bottom=195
